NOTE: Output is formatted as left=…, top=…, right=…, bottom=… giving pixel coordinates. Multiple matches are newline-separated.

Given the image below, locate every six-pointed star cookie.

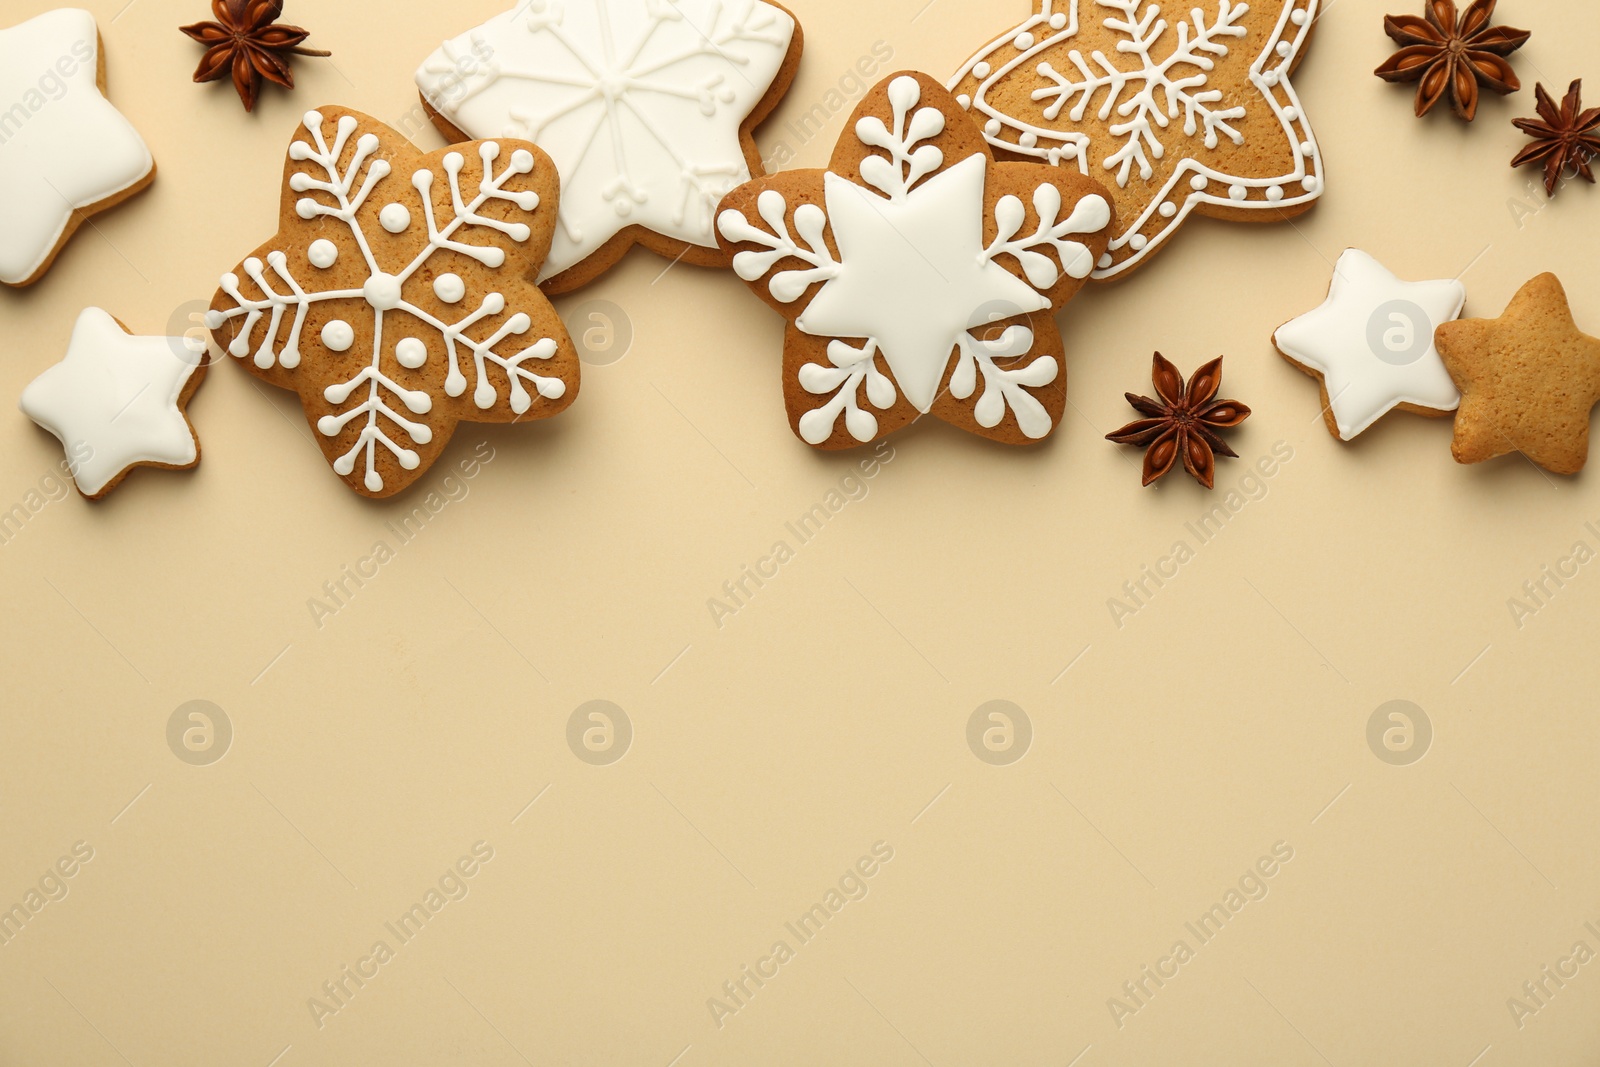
left=205, top=108, right=580, bottom=499
left=949, top=0, right=1324, bottom=279
left=1435, top=273, right=1600, bottom=475
left=0, top=8, right=155, bottom=287
left=414, top=0, right=801, bottom=293
left=20, top=308, right=207, bottom=499
left=1274, top=249, right=1466, bottom=441
left=716, top=72, right=1114, bottom=449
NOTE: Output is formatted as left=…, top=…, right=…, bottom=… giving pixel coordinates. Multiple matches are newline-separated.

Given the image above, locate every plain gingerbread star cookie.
left=414, top=0, right=802, bottom=294
left=20, top=308, right=206, bottom=499
left=1274, top=249, right=1465, bottom=441
left=1435, top=273, right=1600, bottom=476
left=0, top=8, right=155, bottom=287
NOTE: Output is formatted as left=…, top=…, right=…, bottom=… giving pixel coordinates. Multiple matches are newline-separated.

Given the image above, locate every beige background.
left=3, top=0, right=1599, bottom=1064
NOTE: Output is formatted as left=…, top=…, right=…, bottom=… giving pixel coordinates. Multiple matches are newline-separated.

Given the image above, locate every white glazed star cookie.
left=20, top=308, right=206, bottom=498
left=0, top=8, right=155, bottom=287
left=1274, top=249, right=1465, bottom=441
left=414, top=0, right=801, bottom=293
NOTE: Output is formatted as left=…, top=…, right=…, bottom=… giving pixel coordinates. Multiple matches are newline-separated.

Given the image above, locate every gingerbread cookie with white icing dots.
left=414, top=0, right=802, bottom=294
left=206, top=107, right=579, bottom=499
left=949, top=0, right=1324, bottom=280
left=716, top=73, right=1114, bottom=450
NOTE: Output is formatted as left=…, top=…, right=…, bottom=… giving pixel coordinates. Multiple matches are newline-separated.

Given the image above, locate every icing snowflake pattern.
left=716, top=74, right=1113, bottom=449
left=950, top=0, right=1324, bottom=279
left=206, top=108, right=579, bottom=497
left=415, top=0, right=798, bottom=287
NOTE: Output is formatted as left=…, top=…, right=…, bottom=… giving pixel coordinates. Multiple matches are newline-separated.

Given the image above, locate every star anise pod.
left=1374, top=0, right=1530, bottom=121
left=180, top=0, right=330, bottom=113
left=1107, top=354, right=1251, bottom=489
left=1512, top=80, right=1600, bottom=196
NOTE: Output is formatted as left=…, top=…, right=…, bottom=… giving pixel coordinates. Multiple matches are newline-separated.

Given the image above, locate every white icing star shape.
left=716, top=73, right=1113, bottom=449
left=414, top=0, right=798, bottom=291
left=799, top=159, right=1052, bottom=413
left=0, top=9, right=155, bottom=287
left=20, top=308, right=206, bottom=498
left=1274, top=249, right=1465, bottom=441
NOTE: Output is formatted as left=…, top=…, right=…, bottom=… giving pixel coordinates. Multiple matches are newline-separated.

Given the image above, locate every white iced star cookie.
left=414, top=0, right=801, bottom=294
left=1274, top=249, right=1466, bottom=442
left=0, top=8, right=155, bottom=288
left=716, top=73, right=1114, bottom=449
left=20, top=308, right=207, bottom=499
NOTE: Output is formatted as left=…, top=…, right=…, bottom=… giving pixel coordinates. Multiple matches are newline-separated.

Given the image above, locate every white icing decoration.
left=949, top=0, right=1326, bottom=279
left=309, top=239, right=339, bottom=267
left=718, top=76, right=1110, bottom=444
left=206, top=112, right=565, bottom=493
left=1158, top=201, right=1177, bottom=217
left=19, top=308, right=203, bottom=495
left=434, top=272, right=466, bottom=303
left=396, top=337, right=428, bottom=369
left=322, top=320, right=355, bottom=352
left=0, top=10, right=154, bottom=286
left=415, top=0, right=797, bottom=283
left=1273, top=249, right=1465, bottom=441
left=380, top=203, right=412, bottom=233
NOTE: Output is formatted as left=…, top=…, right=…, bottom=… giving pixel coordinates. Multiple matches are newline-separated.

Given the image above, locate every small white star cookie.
left=1274, top=249, right=1465, bottom=441
left=20, top=308, right=206, bottom=499
left=0, top=8, right=155, bottom=287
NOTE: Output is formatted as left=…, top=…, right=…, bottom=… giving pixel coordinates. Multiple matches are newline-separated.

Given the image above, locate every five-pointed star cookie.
left=0, top=9, right=155, bottom=287
left=715, top=73, right=1114, bottom=450
left=20, top=308, right=207, bottom=499
left=1435, top=273, right=1600, bottom=475
left=1274, top=249, right=1466, bottom=441
left=949, top=0, right=1324, bottom=279
left=414, top=0, right=802, bottom=294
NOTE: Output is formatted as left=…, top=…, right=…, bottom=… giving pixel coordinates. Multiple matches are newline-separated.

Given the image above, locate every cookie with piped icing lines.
left=413, top=0, right=802, bottom=295
left=949, top=0, right=1323, bottom=280
left=204, top=107, right=580, bottom=499
left=0, top=8, right=155, bottom=288
left=715, top=72, right=1114, bottom=450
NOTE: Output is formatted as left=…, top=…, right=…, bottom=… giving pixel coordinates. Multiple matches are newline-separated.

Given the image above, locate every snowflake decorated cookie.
left=414, top=0, right=802, bottom=294
left=949, top=0, right=1323, bottom=280
left=0, top=8, right=155, bottom=288
left=715, top=73, right=1114, bottom=449
left=1274, top=249, right=1466, bottom=441
left=205, top=108, right=579, bottom=499
left=20, top=309, right=207, bottom=499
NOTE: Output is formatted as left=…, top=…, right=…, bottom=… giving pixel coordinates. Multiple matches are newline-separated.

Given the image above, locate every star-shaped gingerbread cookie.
left=205, top=108, right=580, bottom=499
left=20, top=308, right=206, bottom=499
left=1274, top=249, right=1465, bottom=441
left=1435, top=273, right=1600, bottom=475
left=414, top=0, right=802, bottom=294
left=715, top=72, right=1113, bottom=450
left=949, top=0, right=1323, bottom=280
left=0, top=9, right=155, bottom=287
